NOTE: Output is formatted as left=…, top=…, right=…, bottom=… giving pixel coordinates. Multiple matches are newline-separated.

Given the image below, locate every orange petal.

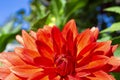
left=28, top=72, right=49, bottom=80
left=16, top=35, right=24, bottom=46
left=37, top=27, right=53, bottom=50
left=76, top=29, right=95, bottom=55
left=87, top=70, right=115, bottom=80
left=0, top=68, right=10, bottom=79
left=0, top=53, right=12, bottom=67
left=30, top=30, right=37, bottom=39
left=22, top=30, right=36, bottom=51
left=0, top=52, right=26, bottom=66
left=62, top=19, right=78, bottom=40
left=77, top=43, right=97, bottom=67
left=90, top=27, right=99, bottom=40
left=108, top=56, right=120, bottom=72
left=15, top=47, right=28, bottom=64
left=93, top=41, right=112, bottom=55
left=68, top=75, right=81, bottom=80
left=15, top=47, right=40, bottom=65
left=36, top=40, right=53, bottom=61
left=29, top=68, right=58, bottom=80
left=10, top=65, right=43, bottom=78
left=5, top=73, right=23, bottom=80
left=86, top=57, right=108, bottom=70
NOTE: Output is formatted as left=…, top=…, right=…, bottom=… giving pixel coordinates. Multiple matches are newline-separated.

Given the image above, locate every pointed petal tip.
left=22, top=30, right=27, bottom=35
left=16, top=35, right=24, bottom=45
left=91, top=27, right=99, bottom=32
left=68, top=19, right=76, bottom=24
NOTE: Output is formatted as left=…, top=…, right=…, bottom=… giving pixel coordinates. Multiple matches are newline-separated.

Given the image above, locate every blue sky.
left=0, top=0, right=30, bottom=25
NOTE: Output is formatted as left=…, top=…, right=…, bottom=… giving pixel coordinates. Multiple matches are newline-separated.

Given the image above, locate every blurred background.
left=0, top=0, right=120, bottom=52
left=0, top=0, right=120, bottom=79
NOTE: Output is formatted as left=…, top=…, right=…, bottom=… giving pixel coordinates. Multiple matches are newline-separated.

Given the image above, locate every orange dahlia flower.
left=0, top=19, right=120, bottom=80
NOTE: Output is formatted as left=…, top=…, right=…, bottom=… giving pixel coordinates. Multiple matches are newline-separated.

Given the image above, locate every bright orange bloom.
left=0, top=19, right=120, bottom=80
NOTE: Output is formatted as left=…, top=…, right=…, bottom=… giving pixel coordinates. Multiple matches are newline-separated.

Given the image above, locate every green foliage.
left=98, top=34, right=111, bottom=42
left=104, top=6, right=120, bottom=14
left=31, top=14, right=49, bottom=31
left=64, top=0, right=88, bottom=20
left=0, top=21, right=21, bottom=52
left=114, top=45, right=120, bottom=57
left=29, top=0, right=88, bottom=30
left=0, top=33, right=17, bottom=52
left=111, top=36, right=120, bottom=45
left=111, top=72, right=120, bottom=80
left=100, top=22, right=120, bottom=33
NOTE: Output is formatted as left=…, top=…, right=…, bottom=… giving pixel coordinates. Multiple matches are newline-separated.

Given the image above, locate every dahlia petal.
left=0, top=53, right=12, bottom=67
left=22, top=48, right=40, bottom=64
left=15, top=47, right=29, bottom=64
left=10, top=65, right=43, bottom=78
left=66, top=30, right=76, bottom=57
left=37, top=27, right=53, bottom=49
left=16, top=47, right=40, bottom=65
left=0, top=68, right=10, bottom=79
left=86, top=58, right=108, bottom=70
left=52, top=26, right=65, bottom=55
left=77, top=43, right=97, bottom=67
left=30, top=30, right=37, bottom=39
left=90, top=27, right=99, bottom=40
left=36, top=40, right=54, bottom=61
left=43, top=25, right=52, bottom=33
left=62, top=19, right=78, bottom=40
left=76, top=71, right=91, bottom=77
left=51, top=75, right=61, bottom=80
left=93, top=41, right=112, bottom=55
left=34, top=56, right=53, bottom=67
left=76, top=56, right=109, bottom=72
left=0, top=52, right=26, bottom=66
left=23, top=48, right=40, bottom=59
left=112, top=45, right=118, bottom=53
left=22, top=30, right=36, bottom=51
left=16, top=35, right=24, bottom=46
left=29, top=75, right=49, bottom=80
left=87, top=70, right=115, bottom=80
left=68, top=75, right=81, bottom=80
left=76, top=29, right=95, bottom=55
left=28, top=72, right=47, bottom=80
left=108, top=56, right=120, bottom=71
left=5, top=73, right=23, bottom=80
left=28, top=68, right=59, bottom=80
left=106, top=45, right=118, bottom=57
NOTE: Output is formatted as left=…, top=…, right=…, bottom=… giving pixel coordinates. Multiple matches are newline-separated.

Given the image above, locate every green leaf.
left=100, top=22, right=120, bottom=33
left=0, top=21, right=14, bottom=34
left=0, top=34, right=13, bottom=52
left=111, top=36, right=120, bottom=45
left=111, top=72, right=120, bottom=80
left=31, top=14, right=49, bottom=31
left=49, top=0, right=66, bottom=27
left=0, top=31, right=20, bottom=52
left=49, top=0, right=65, bottom=17
left=64, top=0, right=88, bottom=19
left=114, top=45, right=120, bottom=57
left=104, top=6, right=120, bottom=14
left=11, top=25, right=21, bottom=34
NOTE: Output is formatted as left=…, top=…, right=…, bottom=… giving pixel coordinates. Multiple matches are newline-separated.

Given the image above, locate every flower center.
left=55, top=54, right=75, bottom=77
